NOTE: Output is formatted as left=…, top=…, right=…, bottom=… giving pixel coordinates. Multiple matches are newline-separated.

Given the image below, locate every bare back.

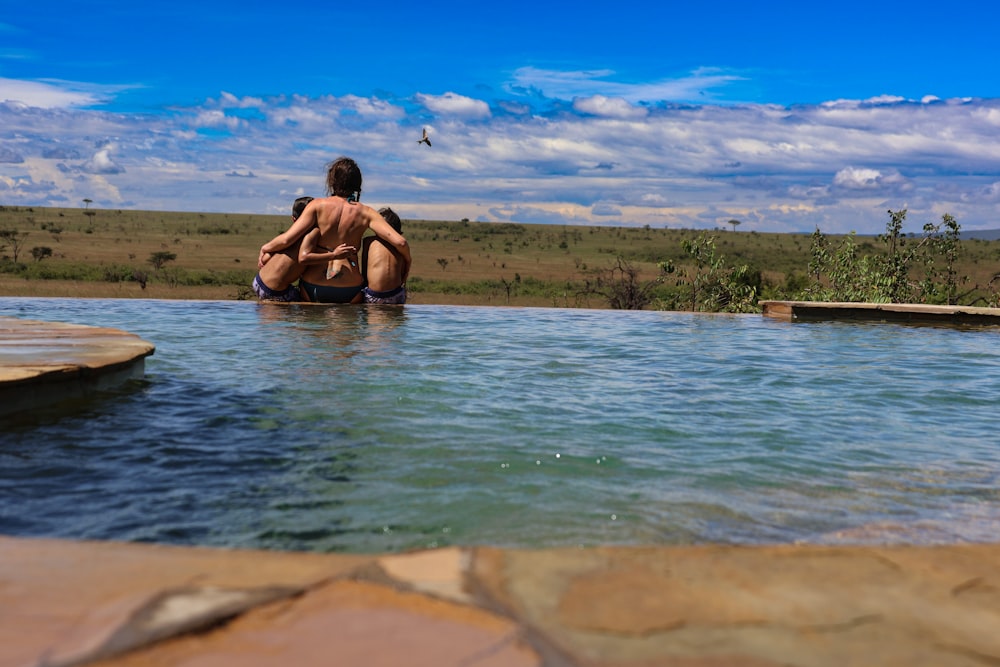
left=363, top=236, right=408, bottom=292
left=299, top=197, right=371, bottom=287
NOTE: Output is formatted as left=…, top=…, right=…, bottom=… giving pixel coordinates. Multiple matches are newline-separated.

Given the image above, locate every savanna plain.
left=2, top=205, right=1000, bottom=309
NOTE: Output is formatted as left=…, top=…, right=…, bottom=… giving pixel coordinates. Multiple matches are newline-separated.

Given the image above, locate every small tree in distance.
left=0, top=229, right=29, bottom=263
left=148, top=251, right=177, bottom=270
left=728, top=219, right=741, bottom=232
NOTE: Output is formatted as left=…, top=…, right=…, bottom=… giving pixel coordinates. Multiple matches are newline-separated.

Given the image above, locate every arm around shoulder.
left=367, top=211, right=411, bottom=263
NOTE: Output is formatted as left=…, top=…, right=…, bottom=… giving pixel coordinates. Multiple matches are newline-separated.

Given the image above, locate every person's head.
left=292, top=196, right=314, bottom=221
left=325, top=157, right=363, bottom=200
left=378, top=207, right=402, bottom=233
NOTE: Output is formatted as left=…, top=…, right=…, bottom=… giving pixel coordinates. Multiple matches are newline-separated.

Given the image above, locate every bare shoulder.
left=359, top=203, right=382, bottom=224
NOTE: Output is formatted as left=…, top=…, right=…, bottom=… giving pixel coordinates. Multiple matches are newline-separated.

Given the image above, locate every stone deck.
left=761, top=300, right=1000, bottom=325
left=0, top=316, right=154, bottom=417
left=2, top=536, right=1000, bottom=667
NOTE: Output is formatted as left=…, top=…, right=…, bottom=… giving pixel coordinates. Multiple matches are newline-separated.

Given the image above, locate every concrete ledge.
left=3, top=536, right=1000, bottom=666
left=0, top=317, right=155, bottom=417
left=761, top=300, right=1000, bottom=325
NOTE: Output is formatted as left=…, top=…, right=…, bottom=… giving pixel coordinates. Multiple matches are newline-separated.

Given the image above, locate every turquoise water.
left=2, top=297, right=999, bottom=553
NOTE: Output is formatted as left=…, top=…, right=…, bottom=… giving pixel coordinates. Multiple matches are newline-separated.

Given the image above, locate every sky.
left=2, top=0, right=1000, bottom=234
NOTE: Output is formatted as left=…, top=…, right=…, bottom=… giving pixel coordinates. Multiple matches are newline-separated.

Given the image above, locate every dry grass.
left=2, top=205, right=999, bottom=306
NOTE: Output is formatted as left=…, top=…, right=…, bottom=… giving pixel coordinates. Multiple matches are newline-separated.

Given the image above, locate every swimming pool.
left=2, top=298, right=999, bottom=553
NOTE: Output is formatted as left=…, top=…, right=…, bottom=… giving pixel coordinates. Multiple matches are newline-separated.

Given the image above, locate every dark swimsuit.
left=299, top=279, right=365, bottom=304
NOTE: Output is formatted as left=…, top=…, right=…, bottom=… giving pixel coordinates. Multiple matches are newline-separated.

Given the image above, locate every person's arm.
left=258, top=202, right=319, bottom=267
left=367, top=209, right=411, bottom=270
left=298, top=228, right=357, bottom=265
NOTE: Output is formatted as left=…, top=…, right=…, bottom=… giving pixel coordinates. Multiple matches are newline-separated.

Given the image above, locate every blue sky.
left=2, top=0, right=1000, bottom=233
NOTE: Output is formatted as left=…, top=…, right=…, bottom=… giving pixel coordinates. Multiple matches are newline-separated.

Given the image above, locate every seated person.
left=259, top=157, right=409, bottom=304
left=252, top=196, right=313, bottom=301
left=361, top=207, right=410, bottom=305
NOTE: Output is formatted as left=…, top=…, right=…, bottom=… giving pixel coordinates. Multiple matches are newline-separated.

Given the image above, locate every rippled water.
left=2, top=297, right=1000, bottom=553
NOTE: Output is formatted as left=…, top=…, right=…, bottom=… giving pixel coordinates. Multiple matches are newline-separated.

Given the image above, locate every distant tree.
left=30, top=246, right=52, bottom=262
left=0, top=229, right=29, bottom=263
left=728, top=219, right=741, bottom=232
left=580, top=256, right=670, bottom=310
left=437, top=258, right=449, bottom=271
left=148, top=251, right=177, bottom=270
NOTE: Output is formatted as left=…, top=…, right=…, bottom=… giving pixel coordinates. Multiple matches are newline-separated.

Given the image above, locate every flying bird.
left=417, top=128, right=432, bottom=147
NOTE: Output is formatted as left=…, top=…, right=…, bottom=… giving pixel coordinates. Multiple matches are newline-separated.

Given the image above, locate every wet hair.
left=292, top=196, right=314, bottom=221
left=378, top=207, right=402, bottom=233
left=325, top=157, right=363, bottom=199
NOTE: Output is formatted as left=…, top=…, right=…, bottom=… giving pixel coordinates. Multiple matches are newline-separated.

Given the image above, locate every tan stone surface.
left=0, top=317, right=155, bottom=415
left=761, top=300, right=1000, bottom=325
left=471, top=544, right=1000, bottom=666
left=95, top=580, right=540, bottom=667
left=5, top=537, right=1000, bottom=667
left=0, top=318, right=154, bottom=377
left=0, top=536, right=367, bottom=667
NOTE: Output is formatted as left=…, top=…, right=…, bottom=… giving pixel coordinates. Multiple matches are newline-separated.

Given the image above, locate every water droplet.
left=535, top=460, right=541, bottom=465
left=555, top=453, right=561, bottom=459
left=611, top=514, right=617, bottom=521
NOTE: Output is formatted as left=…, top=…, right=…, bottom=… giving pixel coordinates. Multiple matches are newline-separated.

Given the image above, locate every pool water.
left=2, top=298, right=999, bottom=553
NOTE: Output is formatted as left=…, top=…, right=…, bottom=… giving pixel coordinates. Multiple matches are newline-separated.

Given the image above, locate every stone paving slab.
left=3, top=536, right=1000, bottom=667
left=761, top=300, right=1000, bottom=325
left=0, top=317, right=154, bottom=416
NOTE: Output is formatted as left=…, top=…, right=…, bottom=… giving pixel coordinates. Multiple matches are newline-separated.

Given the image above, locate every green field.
left=2, top=205, right=999, bottom=310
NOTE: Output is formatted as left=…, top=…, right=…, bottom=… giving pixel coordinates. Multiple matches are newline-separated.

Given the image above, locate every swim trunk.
left=252, top=274, right=300, bottom=302
left=363, top=285, right=407, bottom=305
left=299, top=279, right=365, bottom=304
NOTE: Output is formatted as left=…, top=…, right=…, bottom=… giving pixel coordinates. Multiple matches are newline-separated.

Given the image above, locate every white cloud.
left=511, top=66, right=746, bottom=103
left=833, top=167, right=884, bottom=189
left=832, top=167, right=908, bottom=191
left=0, top=77, right=103, bottom=108
left=573, top=95, right=648, bottom=119
left=82, top=144, right=125, bottom=175
left=192, top=109, right=243, bottom=131
left=415, top=92, right=491, bottom=119
left=2, top=86, right=1000, bottom=234
left=217, top=91, right=265, bottom=109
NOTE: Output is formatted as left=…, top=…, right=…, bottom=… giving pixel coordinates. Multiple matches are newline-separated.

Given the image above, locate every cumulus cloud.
left=591, top=203, right=622, bottom=216
left=415, top=92, right=491, bottom=119
left=573, top=95, right=648, bottom=119
left=193, top=109, right=243, bottom=131
left=2, top=85, right=1000, bottom=233
left=832, top=167, right=909, bottom=192
left=81, top=145, right=124, bottom=174
left=217, top=91, right=265, bottom=109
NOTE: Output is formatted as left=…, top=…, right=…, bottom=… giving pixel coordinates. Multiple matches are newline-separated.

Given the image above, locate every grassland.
left=2, top=205, right=1000, bottom=309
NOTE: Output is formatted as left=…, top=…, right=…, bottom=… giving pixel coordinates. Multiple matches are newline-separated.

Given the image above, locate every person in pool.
left=252, top=196, right=314, bottom=302
left=360, top=207, right=410, bottom=305
left=258, top=157, right=410, bottom=304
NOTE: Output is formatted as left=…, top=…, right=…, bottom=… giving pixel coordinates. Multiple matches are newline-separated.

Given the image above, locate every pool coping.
left=762, top=300, right=1000, bottom=325
left=0, top=316, right=155, bottom=417
left=3, top=535, right=1000, bottom=667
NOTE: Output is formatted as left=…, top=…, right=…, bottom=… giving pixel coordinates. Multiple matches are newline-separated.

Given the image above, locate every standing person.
left=252, top=196, right=314, bottom=302
left=361, top=207, right=410, bottom=304
left=258, top=157, right=410, bottom=304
